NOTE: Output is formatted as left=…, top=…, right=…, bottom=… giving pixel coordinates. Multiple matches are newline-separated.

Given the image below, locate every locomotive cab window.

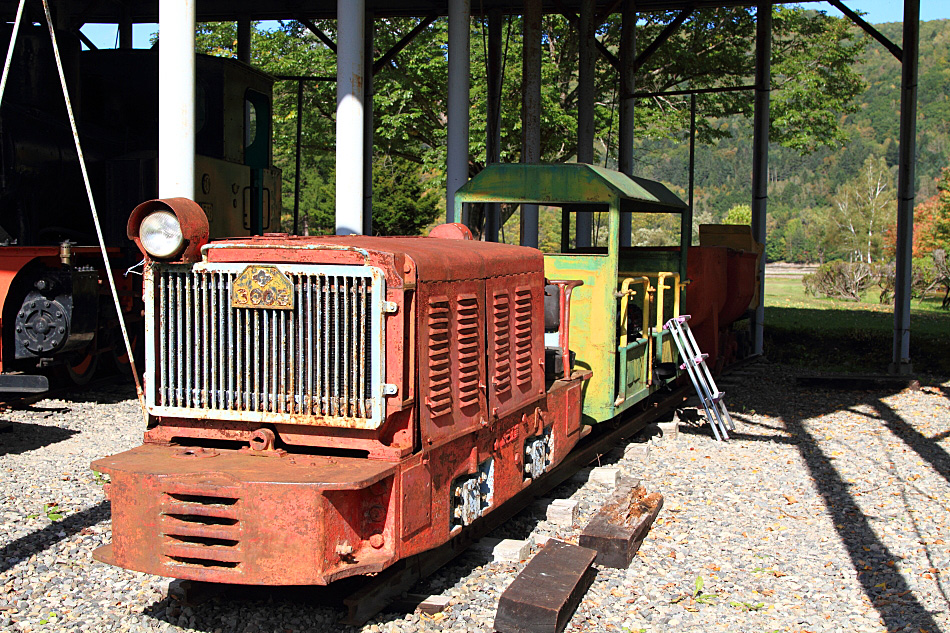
left=244, top=90, right=270, bottom=168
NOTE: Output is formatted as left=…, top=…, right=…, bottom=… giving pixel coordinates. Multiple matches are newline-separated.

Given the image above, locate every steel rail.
left=154, top=358, right=763, bottom=623
left=340, top=380, right=691, bottom=624
left=162, top=379, right=692, bottom=623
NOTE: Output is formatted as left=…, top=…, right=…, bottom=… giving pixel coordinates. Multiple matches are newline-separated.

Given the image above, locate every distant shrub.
left=802, top=261, right=875, bottom=301
left=877, top=255, right=941, bottom=304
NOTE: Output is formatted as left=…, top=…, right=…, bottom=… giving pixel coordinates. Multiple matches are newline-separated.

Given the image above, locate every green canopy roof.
left=454, top=163, right=687, bottom=214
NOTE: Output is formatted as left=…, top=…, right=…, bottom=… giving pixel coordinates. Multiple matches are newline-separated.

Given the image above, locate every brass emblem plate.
left=231, top=265, right=294, bottom=310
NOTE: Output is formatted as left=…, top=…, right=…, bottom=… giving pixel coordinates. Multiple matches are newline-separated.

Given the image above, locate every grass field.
left=762, top=273, right=950, bottom=376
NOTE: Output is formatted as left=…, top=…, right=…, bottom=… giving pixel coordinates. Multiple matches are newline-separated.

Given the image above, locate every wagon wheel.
left=63, top=349, right=99, bottom=386
left=108, top=323, right=144, bottom=376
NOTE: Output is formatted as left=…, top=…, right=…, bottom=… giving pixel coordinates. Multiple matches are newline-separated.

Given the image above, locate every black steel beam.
left=274, top=74, right=336, bottom=81
left=631, top=83, right=754, bottom=98
left=299, top=17, right=337, bottom=52
left=829, top=0, right=901, bottom=62
left=373, top=15, right=437, bottom=74
left=3, top=0, right=826, bottom=25
left=631, top=7, right=693, bottom=73
left=74, top=28, right=98, bottom=50
left=557, top=9, right=622, bottom=72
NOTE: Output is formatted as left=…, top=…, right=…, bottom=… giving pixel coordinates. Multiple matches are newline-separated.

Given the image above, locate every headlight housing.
left=139, top=210, right=184, bottom=259
left=128, top=198, right=209, bottom=263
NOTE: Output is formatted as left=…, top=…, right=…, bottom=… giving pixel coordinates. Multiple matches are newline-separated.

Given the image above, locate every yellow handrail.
left=617, top=276, right=651, bottom=350
left=654, top=272, right=681, bottom=329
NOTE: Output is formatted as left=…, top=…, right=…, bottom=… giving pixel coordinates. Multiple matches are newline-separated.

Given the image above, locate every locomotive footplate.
left=91, top=444, right=398, bottom=585
left=0, top=373, right=49, bottom=393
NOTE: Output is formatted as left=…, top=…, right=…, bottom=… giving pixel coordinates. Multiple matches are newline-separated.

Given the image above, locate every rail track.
left=5, top=359, right=753, bottom=625
left=339, top=354, right=764, bottom=624
left=163, top=379, right=696, bottom=626
left=340, top=381, right=692, bottom=625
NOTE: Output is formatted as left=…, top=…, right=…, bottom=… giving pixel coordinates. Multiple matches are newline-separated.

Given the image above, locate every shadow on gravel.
left=875, top=401, right=950, bottom=486
left=52, top=382, right=138, bottom=406
left=141, top=582, right=361, bottom=632
left=754, top=382, right=948, bottom=631
left=0, top=420, right=77, bottom=456
left=0, top=501, right=109, bottom=575
left=678, top=424, right=800, bottom=445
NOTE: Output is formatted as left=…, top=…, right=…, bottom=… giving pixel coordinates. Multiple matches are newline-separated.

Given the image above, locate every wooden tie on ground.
left=579, top=479, right=664, bottom=568
left=493, top=539, right=597, bottom=633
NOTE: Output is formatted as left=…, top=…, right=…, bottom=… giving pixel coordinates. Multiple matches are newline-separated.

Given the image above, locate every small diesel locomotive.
left=92, top=163, right=758, bottom=585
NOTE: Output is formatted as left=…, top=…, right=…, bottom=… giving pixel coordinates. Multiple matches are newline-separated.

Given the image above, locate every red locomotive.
left=92, top=164, right=759, bottom=586
left=93, top=197, right=587, bottom=584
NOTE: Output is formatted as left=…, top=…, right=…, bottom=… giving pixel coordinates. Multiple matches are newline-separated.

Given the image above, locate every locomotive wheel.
left=108, top=327, right=144, bottom=376
left=63, top=350, right=99, bottom=386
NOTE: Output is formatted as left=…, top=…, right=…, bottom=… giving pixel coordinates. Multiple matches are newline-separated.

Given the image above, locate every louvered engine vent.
left=161, top=490, right=242, bottom=572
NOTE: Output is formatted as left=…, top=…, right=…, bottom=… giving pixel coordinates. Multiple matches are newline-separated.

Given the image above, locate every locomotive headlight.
left=129, top=198, right=209, bottom=263
left=139, top=210, right=184, bottom=258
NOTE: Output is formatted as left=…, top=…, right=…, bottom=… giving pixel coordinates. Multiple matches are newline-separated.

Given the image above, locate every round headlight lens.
left=140, top=210, right=184, bottom=258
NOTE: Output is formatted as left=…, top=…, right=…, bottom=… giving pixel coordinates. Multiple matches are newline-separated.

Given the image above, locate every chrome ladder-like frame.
left=664, top=315, right=735, bottom=441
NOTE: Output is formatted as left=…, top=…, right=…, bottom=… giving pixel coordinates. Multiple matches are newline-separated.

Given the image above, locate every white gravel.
left=1, top=361, right=948, bottom=632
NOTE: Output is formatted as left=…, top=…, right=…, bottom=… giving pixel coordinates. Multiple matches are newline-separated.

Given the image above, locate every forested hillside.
left=635, top=18, right=950, bottom=263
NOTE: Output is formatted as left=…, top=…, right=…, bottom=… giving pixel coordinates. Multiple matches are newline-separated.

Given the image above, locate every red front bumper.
left=92, top=444, right=398, bottom=585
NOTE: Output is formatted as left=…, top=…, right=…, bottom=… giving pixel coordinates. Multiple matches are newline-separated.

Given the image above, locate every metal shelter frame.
left=0, top=0, right=922, bottom=373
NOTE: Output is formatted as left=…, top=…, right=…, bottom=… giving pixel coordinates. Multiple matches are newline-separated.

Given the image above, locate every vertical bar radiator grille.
left=426, top=297, right=452, bottom=417
left=456, top=294, right=480, bottom=407
left=150, top=264, right=383, bottom=427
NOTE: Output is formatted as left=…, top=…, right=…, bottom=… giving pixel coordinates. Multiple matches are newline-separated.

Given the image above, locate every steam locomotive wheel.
left=110, top=325, right=144, bottom=375
left=63, top=350, right=98, bottom=386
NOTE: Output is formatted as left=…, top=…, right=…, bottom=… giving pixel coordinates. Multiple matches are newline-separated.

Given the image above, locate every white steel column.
left=891, top=0, right=919, bottom=374
left=446, top=0, right=471, bottom=224
left=158, top=0, right=195, bottom=199
left=336, top=0, right=365, bottom=235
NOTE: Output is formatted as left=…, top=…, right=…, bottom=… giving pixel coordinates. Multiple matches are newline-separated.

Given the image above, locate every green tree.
left=371, top=157, right=441, bottom=235
left=782, top=217, right=813, bottom=262
left=195, top=9, right=867, bottom=238
left=907, top=169, right=950, bottom=256
left=723, top=204, right=752, bottom=225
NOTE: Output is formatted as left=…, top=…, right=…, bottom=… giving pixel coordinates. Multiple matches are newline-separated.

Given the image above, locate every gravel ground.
left=1, top=361, right=948, bottom=632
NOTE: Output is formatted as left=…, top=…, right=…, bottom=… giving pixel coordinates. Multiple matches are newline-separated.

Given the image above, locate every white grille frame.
left=144, top=262, right=388, bottom=429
